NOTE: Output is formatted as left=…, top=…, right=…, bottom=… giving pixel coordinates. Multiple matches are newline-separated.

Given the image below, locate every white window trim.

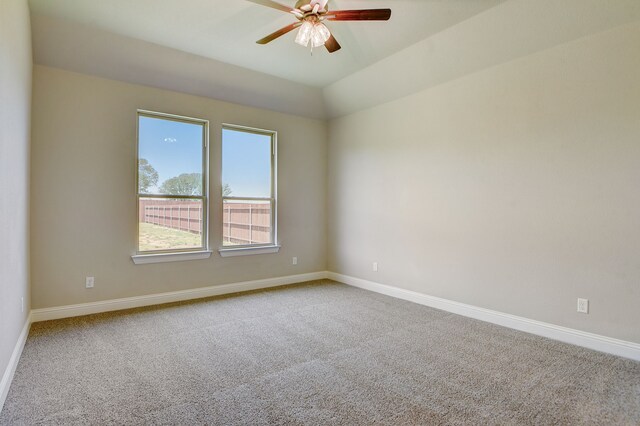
left=135, top=110, right=210, bottom=258
left=221, top=123, right=278, bottom=249
left=218, top=245, right=280, bottom=257
left=131, top=250, right=212, bottom=265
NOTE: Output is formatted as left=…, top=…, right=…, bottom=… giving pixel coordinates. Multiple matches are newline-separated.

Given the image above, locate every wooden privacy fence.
left=140, top=199, right=203, bottom=234
left=223, top=203, right=271, bottom=245
left=140, top=199, right=271, bottom=245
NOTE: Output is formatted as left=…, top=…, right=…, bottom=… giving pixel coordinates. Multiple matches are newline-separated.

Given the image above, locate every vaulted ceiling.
left=28, top=0, right=640, bottom=119
left=28, top=0, right=506, bottom=86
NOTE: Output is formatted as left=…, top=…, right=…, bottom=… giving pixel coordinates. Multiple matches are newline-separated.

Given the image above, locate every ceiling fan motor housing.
left=295, top=0, right=328, bottom=11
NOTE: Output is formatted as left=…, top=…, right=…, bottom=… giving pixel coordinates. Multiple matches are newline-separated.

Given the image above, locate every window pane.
left=138, top=115, right=204, bottom=196
left=139, top=198, right=203, bottom=251
left=223, top=199, right=271, bottom=246
left=222, top=129, right=272, bottom=198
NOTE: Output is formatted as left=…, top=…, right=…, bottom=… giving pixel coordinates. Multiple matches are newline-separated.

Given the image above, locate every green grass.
left=139, top=223, right=201, bottom=251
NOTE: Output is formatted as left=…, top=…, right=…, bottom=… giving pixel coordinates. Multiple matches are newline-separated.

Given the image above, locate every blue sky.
left=222, top=128, right=272, bottom=198
left=139, top=116, right=203, bottom=194
left=139, top=116, right=271, bottom=197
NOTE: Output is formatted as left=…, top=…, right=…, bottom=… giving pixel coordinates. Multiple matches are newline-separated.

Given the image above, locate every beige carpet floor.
left=1, top=280, right=639, bottom=425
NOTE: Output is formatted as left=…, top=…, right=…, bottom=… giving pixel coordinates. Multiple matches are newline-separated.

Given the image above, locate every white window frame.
left=132, top=110, right=211, bottom=264
left=219, top=124, right=279, bottom=257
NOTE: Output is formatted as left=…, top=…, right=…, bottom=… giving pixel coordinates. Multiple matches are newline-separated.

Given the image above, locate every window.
left=136, top=111, right=208, bottom=256
left=221, top=125, right=277, bottom=252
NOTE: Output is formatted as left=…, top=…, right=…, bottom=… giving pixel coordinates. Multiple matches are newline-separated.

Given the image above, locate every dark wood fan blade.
left=246, top=0, right=293, bottom=13
left=325, top=34, right=341, bottom=53
left=326, top=9, right=392, bottom=21
left=256, top=22, right=302, bottom=44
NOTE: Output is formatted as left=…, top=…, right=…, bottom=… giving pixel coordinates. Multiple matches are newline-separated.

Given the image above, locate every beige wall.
left=30, top=66, right=327, bottom=309
left=328, top=22, right=640, bottom=343
left=23, top=8, right=640, bottom=348
left=0, top=0, right=32, bottom=390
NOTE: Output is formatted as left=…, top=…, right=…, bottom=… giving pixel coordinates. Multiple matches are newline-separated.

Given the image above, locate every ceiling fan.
left=248, top=0, right=391, bottom=53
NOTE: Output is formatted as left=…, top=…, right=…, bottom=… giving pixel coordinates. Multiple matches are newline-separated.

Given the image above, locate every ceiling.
left=28, top=0, right=506, bottom=87
left=28, top=0, right=640, bottom=119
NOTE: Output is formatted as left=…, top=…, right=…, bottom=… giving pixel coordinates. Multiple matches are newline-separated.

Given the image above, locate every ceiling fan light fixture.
left=295, top=20, right=330, bottom=48
left=311, top=22, right=330, bottom=47
left=294, top=20, right=314, bottom=47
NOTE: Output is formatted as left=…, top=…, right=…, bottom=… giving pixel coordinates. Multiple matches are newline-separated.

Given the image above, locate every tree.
left=222, top=183, right=232, bottom=197
left=138, top=158, right=158, bottom=193
left=159, top=173, right=202, bottom=195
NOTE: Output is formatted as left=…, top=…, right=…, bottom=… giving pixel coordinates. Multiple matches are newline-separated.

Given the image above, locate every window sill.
left=218, top=245, right=280, bottom=257
left=131, top=250, right=212, bottom=265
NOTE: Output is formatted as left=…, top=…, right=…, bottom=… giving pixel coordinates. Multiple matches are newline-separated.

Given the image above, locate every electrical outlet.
left=86, top=276, right=95, bottom=289
left=372, top=262, right=378, bottom=272
left=577, top=298, right=589, bottom=314
left=292, top=257, right=298, bottom=265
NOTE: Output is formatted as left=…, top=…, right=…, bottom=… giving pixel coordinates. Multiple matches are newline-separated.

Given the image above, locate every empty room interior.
left=1, top=0, right=640, bottom=424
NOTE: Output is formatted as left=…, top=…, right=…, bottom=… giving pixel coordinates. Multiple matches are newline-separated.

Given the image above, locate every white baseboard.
left=0, top=314, right=31, bottom=413
left=31, top=271, right=327, bottom=322
left=327, top=272, right=640, bottom=361
left=22, top=269, right=640, bottom=360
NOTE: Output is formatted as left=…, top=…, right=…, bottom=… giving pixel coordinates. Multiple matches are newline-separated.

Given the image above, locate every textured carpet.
left=1, top=280, right=639, bottom=425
